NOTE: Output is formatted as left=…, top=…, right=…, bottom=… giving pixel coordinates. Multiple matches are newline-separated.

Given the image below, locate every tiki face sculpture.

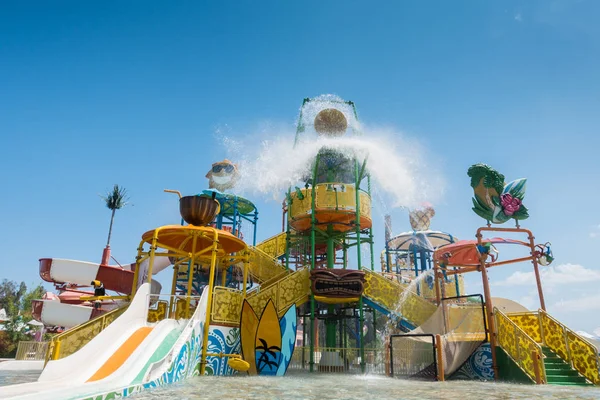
left=309, top=269, right=366, bottom=298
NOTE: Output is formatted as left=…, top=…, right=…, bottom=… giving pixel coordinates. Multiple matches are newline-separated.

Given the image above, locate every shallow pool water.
left=0, top=370, right=41, bottom=386
left=135, top=372, right=600, bottom=400
left=2, top=370, right=600, bottom=399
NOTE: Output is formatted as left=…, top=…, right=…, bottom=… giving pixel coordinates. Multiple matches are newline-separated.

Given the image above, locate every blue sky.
left=1, top=1, right=599, bottom=333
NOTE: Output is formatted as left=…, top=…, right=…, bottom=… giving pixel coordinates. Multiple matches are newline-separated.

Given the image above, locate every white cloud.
left=514, top=13, right=523, bottom=22
left=594, top=327, right=600, bottom=337
left=590, top=224, right=600, bottom=238
left=495, top=263, right=600, bottom=287
left=554, top=294, right=600, bottom=312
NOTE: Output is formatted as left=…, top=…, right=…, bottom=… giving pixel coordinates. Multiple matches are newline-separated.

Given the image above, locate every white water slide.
left=35, top=257, right=170, bottom=328
left=0, top=283, right=208, bottom=400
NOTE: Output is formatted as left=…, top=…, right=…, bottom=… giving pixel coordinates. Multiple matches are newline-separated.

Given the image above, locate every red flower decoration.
left=500, top=193, right=521, bottom=216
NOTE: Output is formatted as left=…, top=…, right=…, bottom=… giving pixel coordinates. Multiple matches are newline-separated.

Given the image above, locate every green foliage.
left=101, top=184, right=129, bottom=211
left=467, top=164, right=505, bottom=194
left=0, top=280, right=47, bottom=358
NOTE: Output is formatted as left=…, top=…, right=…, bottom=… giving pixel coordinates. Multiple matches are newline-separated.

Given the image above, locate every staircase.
left=497, top=308, right=600, bottom=386
left=542, top=347, right=592, bottom=386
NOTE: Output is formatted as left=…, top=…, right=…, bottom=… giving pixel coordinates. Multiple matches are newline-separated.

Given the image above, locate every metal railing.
left=288, top=346, right=386, bottom=374
left=362, top=269, right=437, bottom=327
left=508, top=309, right=600, bottom=385
left=147, top=293, right=202, bottom=322
left=255, top=232, right=287, bottom=259
left=15, top=341, right=48, bottom=360
left=389, top=334, right=437, bottom=380
left=495, top=308, right=545, bottom=383
left=246, top=247, right=288, bottom=283
left=45, top=305, right=128, bottom=363
left=211, top=268, right=310, bottom=325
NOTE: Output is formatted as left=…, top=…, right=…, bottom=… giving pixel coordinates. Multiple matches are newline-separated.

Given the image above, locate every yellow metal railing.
left=495, top=308, right=545, bottom=383
left=15, top=341, right=48, bottom=360
left=509, top=310, right=600, bottom=385
left=362, top=269, right=437, bottom=327
left=211, top=268, right=310, bottom=325
left=256, top=232, right=287, bottom=259
left=45, top=305, right=128, bottom=363
left=246, top=247, right=288, bottom=284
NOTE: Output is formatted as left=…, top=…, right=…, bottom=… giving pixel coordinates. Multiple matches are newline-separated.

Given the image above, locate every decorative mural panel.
left=205, top=326, right=241, bottom=376
left=450, top=343, right=494, bottom=381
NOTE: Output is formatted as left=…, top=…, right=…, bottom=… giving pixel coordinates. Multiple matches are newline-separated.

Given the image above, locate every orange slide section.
left=86, top=327, right=153, bottom=382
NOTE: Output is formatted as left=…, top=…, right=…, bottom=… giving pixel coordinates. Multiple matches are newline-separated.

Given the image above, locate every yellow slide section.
left=86, top=327, right=153, bottom=382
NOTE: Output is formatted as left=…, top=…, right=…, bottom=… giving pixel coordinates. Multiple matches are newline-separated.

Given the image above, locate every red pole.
left=101, top=246, right=111, bottom=266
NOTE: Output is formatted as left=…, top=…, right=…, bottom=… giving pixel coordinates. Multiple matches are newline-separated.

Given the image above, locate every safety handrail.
left=539, top=309, right=600, bottom=385
left=211, top=268, right=310, bottom=325
left=255, top=232, right=287, bottom=259
left=362, top=269, right=436, bottom=327
left=245, top=246, right=288, bottom=283
left=495, top=307, right=545, bottom=383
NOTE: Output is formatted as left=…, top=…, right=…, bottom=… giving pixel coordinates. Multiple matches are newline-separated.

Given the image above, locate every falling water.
left=218, top=131, right=443, bottom=209
left=381, top=269, right=435, bottom=338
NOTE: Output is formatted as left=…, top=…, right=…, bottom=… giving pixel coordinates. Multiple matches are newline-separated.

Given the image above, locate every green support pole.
left=309, top=154, right=319, bottom=372
left=367, top=174, right=375, bottom=271
left=354, top=159, right=363, bottom=271
left=372, top=308, right=377, bottom=348
left=359, top=297, right=366, bottom=373
left=325, top=225, right=337, bottom=348
left=302, top=316, right=307, bottom=369
left=354, top=159, right=365, bottom=373
left=285, top=189, right=291, bottom=270
left=342, top=240, right=347, bottom=269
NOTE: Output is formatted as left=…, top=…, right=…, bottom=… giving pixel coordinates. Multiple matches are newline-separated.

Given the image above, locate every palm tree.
left=255, top=338, right=281, bottom=373
left=100, top=185, right=129, bottom=264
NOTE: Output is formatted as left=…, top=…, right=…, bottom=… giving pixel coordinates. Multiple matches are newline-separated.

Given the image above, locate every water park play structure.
left=1, top=96, right=599, bottom=399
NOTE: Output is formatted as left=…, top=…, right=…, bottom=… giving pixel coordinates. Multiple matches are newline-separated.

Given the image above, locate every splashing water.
left=217, top=129, right=443, bottom=209
left=381, top=269, right=435, bottom=339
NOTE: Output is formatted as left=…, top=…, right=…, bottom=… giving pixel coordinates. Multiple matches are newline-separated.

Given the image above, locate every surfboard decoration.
left=239, top=299, right=297, bottom=376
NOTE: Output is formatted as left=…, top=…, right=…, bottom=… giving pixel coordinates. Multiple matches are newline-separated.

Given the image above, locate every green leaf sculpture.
left=467, top=164, right=529, bottom=224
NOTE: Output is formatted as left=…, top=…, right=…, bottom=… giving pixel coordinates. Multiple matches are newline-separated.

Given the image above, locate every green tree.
left=0, top=280, right=46, bottom=358
left=100, top=184, right=129, bottom=247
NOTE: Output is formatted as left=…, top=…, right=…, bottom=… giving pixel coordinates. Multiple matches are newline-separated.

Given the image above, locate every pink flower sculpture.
left=500, top=193, right=521, bottom=216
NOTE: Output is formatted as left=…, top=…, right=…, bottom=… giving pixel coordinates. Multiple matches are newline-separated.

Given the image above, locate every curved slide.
left=34, top=257, right=170, bottom=328
left=0, top=283, right=209, bottom=400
